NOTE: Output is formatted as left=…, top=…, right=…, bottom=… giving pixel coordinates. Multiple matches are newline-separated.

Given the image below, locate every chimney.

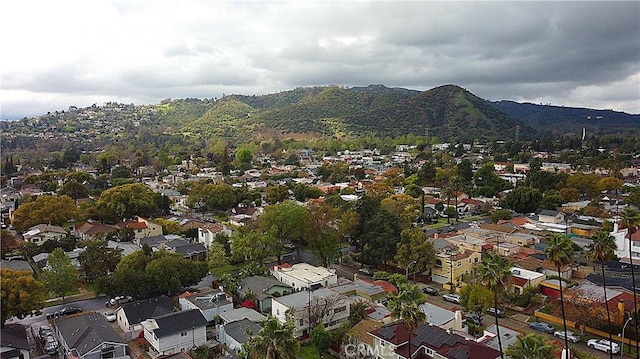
left=614, top=221, right=619, bottom=233
left=618, top=300, right=625, bottom=325
left=453, top=310, right=463, bottom=331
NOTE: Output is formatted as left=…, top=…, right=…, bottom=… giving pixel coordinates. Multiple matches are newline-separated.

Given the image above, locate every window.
left=457, top=261, right=461, bottom=267
left=380, top=341, right=385, bottom=348
left=276, top=309, right=280, bottom=315
left=474, top=257, right=479, bottom=263
left=425, top=348, right=433, bottom=355
left=299, top=318, right=304, bottom=326
left=180, top=331, right=188, bottom=337
left=334, top=306, right=347, bottom=314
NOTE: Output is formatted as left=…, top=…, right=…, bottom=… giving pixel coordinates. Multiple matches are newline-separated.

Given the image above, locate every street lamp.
left=621, top=316, right=633, bottom=358
left=406, top=260, right=417, bottom=279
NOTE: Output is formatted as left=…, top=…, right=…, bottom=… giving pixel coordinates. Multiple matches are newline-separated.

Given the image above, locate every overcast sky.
left=2, top=0, right=639, bottom=120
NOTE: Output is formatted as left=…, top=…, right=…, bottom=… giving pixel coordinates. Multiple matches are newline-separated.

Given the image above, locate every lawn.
left=298, top=345, right=338, bottom=359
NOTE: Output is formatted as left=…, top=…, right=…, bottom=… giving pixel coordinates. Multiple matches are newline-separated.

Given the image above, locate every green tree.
left=91, top=183, right=163, bottom=223
left=1, top=230, right=20, bottom=259
left=232, top=229, right=274, bottom=266
left=41, top=248, right=77, bottom=300
left=235, top=146, right=253, bottom=171
left=258, top=201, right=306, bottom=264
left=245, top=316, right=300, bottom=359
left=77, top=241, right=122, bottom=282
left=12, top=195, right=78, bottom=233
left=505, top=333, right=556, bottom=359
left=459, top=284, right=493, bottom=320
left=544, top=234, right=574, bottom=354
left=586, top=230, right=617, bottom=359
left=0, top=269, right=46, bottom=328
left=394, top=228, right=436, bottom=279
left=305, top=203, right=340, bottom=267
left=360, top=207, right=401, bottom=266
left=310, top=324, right=331, bottom=354
left=208, top=242, right=230, bottom=277
left=477, top=251, right=512, bottom=359
left=500, top=186, right=542, bottom=214
left=492, top=209, right=512, bottom=223
left=145, top=251, right=208, bottom=295
left=348, top=300, right=369, bottom=326
left=58, top=180, right=89, bottom=200
left=387, top=284, right=426, bottom=359
left=265, top=184, right=290, bottom=205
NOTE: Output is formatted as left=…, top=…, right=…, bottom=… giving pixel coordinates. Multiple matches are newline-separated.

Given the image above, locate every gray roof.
left=173, top=243, right=207, bottom=257
left=1, top=324, right=30, bottom=350
left=484, top=324, right=519, bottom=351
left=0, top=259, right=33, bottom=272
left=224, top=319, right=261, bottom=345
left=239, top=276, right=291, bottom=298
left=274, top=288, right=342, bottom=309
left=56, top=313, right=124, bottom=356
left=219, top=308, right=266, bottom=324
left=139, top=235, right=167, bottom=247
left=332, top=279, right=385, bottom=297
left=151, top=309, right=207, bottom=338
left=120, top=296, right=173, bottom=325
left=420, top=303, right=455, bottom=326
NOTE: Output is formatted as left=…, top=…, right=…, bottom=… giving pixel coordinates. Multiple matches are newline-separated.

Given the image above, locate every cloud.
left=1, top=0, right=638, bottom=119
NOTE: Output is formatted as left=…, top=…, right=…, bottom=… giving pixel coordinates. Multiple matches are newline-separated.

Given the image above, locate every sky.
left=2, top=0, right=639, bottom=120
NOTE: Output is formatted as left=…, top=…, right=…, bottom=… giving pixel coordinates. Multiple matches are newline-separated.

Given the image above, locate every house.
left=419, top=303, right=464, bottom=330
left=73, top=222, right=118, bottom=241
left=610, top=222, right=640, bottom=261
left=509, top=267, right=545, bottom=295
left=115, top=296, right=173, bottom=337
left=22, top=224, right=67, bottom=245
left=196, top=222, right=232, bottom=249
left=218, top=307, right=266, bottom=325
left=347, top=319, right=381, bottom=357
left=537, top=210, right=565, bottom=224
left=161, top=238, right=207, bottom=261
left=272, top=287, right=350, bottom=337
left=368, top=321, right=501, bottom=359
left=270, top=262, right=338, bottom=290
left=141, top=309, right=207, bottom=358
left=217, top=318, right=262, bottom=354
left=482, top=324, right=519, bottom=352
left=1, top=324, right=30, bottom=359
left=178, top=289, right=233, bottom=323
left=331, top=278, right=388, bottom=303
left=429, top=238, right=481, bottom=289
left=0, top=259, right=33, bottom=273
left=116, top=217, right=163, bottom=242
left=238, top=275, right=293, bottom=313
left=55, top=312, right=127, bottom=359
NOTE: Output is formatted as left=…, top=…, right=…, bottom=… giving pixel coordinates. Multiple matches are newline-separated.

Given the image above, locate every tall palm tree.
left=505, top=332, right=556, bottom=359
left=388, top=284, right=427, bottom=359
left=246, top=316, right=300, bottom=359
left=477, top=251, right=512, bottom=359
left=587, top=230, right=617, bottom=359
left=544, top=233, right=575, bottom=358
left=622, top=208, right=640, bottom=358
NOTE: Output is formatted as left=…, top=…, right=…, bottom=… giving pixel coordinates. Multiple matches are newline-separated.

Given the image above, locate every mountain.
left=173, top=84, right=531, bottom=141
left=492, top=100, right=640, bottom=136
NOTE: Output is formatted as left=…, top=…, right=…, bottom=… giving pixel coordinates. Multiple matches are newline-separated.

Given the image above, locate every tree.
left=586, top=230, right=616, bottom=359
left=235, top=146, right=253, bottom=171
left=145, top=251, right=208, bottom=295
left=500, top=186, right=542, bottom=214
left=208, top=242, right=230, bottom=277
left=245, top=316, right=299, bottom=359
left=265, top=184, right=290, bottom=205
left=305, top=203, right=340, bottom=267
left=91, top=183, right=163, bottom=223
left=622, top=207, right=640, bottom=357
left=258, top=201, right=306, bottom=264
left=387, top=284, right=426, bottom=359
left=544, top=234, right=574, bottom=355
left=77, top=240, right=122, bottom=282
left=41, top=248, right=77, bottom=300
left=492, top=209, right=512, bottom=223
left=58, top=180, right=89, bottom=200
left=348, top=300, right=369, bottom=326
left=12, top=195, right=78, bottom=233
left=477, top=251, right=512, bottom=359
left=1, top=269, right=45, bottom=328
left=360, top=207, right=401, bottom=266
left=381, top=194, right=421, bottom=229
left=310, top=324, right=331, bottom=354
left=0, top=230, right=21, bottom=259
left=459, top=284, right=493, bottom=321
left=394, top=228, right=436, bottom=279
left=505, top=333, right=557, bottom=359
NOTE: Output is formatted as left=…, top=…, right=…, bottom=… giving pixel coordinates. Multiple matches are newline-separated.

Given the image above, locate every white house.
left=115, top=296, right=173, bottom=338
left=56, top=313, right=127, bottom=359
left=510, top=267, right=546, bottom=295
left=610, top=222, right=640, bottom=261
left=271, top=287, right=349, bottom=337
left=140, top=309, right=207, bottom=358
left=270, top=262, right=338, bottom=290
left=22, top=224, right=67, bottom=246
left=178, top=289, right=233, bottom=322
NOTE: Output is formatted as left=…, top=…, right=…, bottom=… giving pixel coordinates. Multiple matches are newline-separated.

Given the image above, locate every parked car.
left=528, top=321, right=555, bottom=334
left=465, top=314, right=481, bottom=325
left=103, top=311, right=116, bottom=322
left=553, top=330, right=580, bottom=343
left=38, top=325, right=53, bottom=339
left=43, top=337, right=58, bottom=355
left=443, top=293, right=461, bottom=304
left=486, top=307, right=505, bottom=317
left=109, top=296, right=133, bottom=306
left=358, top=267, right=373, bottom=276
left=587, top=339, right=620, bottom=354
left=60, top=306, right=82, bottom=316
left=423, top=286, right=439, bottom=296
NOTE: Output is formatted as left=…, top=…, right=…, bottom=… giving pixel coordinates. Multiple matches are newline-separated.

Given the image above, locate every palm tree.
left=388, top=284, right=427, bottom=359
left=622, top=208, right=640, bottom=358
left=505, top=333, right=556, bottom=359
left=544, top=233, right=575, bottom=358
left=587, top=230, right=617, bottom=359
left=477, top=251, right=512, bottom=359
left=245, top=316, right=300, bottom=359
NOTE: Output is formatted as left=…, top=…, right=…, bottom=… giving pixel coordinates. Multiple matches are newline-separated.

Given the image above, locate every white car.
left=587, top=339, right=620, bottom=354
left=443, top=293, right=461, bottom=304
left=104, top=311, right=116, bottom=322
left=553, top=330, right=580, bottom=343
